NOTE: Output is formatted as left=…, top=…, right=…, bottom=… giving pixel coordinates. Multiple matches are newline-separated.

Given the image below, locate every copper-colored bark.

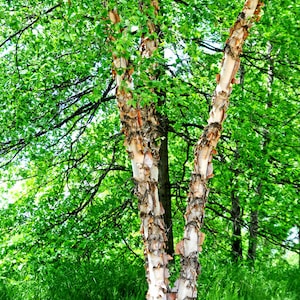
left=109, top=3, right=171, bottom=299
left=176, top=1, right=263, bottom=299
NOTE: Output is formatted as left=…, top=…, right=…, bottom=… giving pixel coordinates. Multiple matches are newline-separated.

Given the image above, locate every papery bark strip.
left=109, top=2, right=170, bottom=299
left=176, top=1, right=263, bottom=299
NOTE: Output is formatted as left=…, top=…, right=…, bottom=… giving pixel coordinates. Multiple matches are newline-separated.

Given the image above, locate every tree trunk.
left=231, top=190, right=243, bottom=262
left=158, top=115, right=174, bottom=256
left=176, top=1, right=263, bottom=298
left=248, top=42, right=272, bottom=264
left=231, top=149, right=243, bottom=263
left=109, top=3, right=171, bottom=299
left=248, top=209, right=259, bottom=261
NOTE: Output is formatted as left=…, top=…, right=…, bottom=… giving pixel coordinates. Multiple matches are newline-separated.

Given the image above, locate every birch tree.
left=175, top=1, right=263, bottom=298
left=110, top=0, right=263, bottom=298
left=0, top=0, right=299, bottom=299
left=109, top=2, right=171, bottom=298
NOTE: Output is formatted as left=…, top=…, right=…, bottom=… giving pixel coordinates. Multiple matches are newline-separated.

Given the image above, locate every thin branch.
left=192, top=39, right=224, bottom=53
left=173, top=0, right=189, bottom=6
left=0, top=80, right=115, bottom=160
left=0, top=3, right=61, bottom=48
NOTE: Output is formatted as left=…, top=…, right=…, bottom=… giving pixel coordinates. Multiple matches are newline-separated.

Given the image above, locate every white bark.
left=176, top=1, right=263, bottom=299
left=109, top=3, right=170, bottom=299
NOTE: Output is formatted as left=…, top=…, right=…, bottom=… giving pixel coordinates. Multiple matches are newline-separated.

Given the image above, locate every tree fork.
left=176, top=1, right=263, bottom=299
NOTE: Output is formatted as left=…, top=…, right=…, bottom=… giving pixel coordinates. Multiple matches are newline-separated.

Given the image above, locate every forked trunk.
left=176, top=1, right=263, bottom=298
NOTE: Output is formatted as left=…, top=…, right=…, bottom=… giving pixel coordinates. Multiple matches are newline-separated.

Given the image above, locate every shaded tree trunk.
left=248, top=183, right=262, bottom=264
left=158, top=115, right=174, bottom=256
left=230, top=147, right=243, bottom=263
left=231, top=189, right=243, bottom=262
left=248, top=209, right=259, bottom=261
left=248, top=42, right=272, bottom=264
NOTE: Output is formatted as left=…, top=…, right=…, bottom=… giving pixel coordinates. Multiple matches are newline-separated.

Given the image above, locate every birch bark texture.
left=176, top=1, right=263, bottom=299
left=109, top=2, right=171, bottom=299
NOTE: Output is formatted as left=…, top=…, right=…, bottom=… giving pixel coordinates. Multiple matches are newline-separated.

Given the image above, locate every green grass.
left=0, top=259, right=299, bottom=299
left=0, top=259, right=147, bottom=300
left=198, top=262, right=300, bottom=300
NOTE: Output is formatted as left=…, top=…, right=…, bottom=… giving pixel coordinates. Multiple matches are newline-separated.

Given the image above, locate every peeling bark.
left=109, top=2, right=171, bottom=299
left=176, top=1, right=263, bottom=299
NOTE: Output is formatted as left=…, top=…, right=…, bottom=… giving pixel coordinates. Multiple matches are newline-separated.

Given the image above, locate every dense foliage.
left=0, top=0, right=299, bottom=299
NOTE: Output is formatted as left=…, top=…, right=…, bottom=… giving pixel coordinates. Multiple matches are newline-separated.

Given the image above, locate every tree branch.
left=0, top=3, right=61, bottom=48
